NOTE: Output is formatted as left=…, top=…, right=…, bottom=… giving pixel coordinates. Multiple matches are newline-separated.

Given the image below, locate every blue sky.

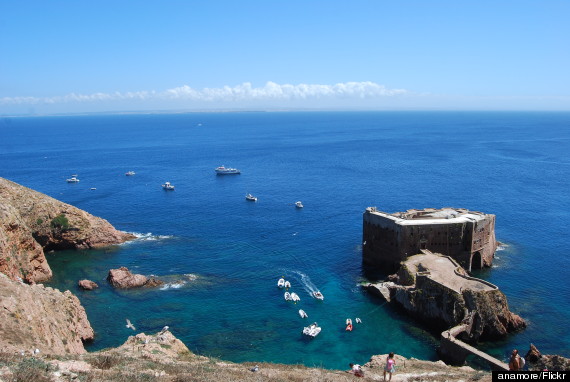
left=1, top=0, right=569, bottom=114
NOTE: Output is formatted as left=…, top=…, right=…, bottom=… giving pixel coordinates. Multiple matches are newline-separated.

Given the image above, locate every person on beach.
left=509, top=349, right=524, bottom=371
left=383, top=352, right=396, bottom=381
left=349, top=363, right=364, bottom=377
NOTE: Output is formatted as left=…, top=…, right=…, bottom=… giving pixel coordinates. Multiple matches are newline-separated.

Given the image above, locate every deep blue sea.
left=1, top=111, right=569, bottom=369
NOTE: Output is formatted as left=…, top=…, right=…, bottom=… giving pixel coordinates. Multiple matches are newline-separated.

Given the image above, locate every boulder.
left=525, top=343, right=542, bottom=363
left=78, top=279, right=99, bottom=290
left=107, top=267, right=163, bottom=289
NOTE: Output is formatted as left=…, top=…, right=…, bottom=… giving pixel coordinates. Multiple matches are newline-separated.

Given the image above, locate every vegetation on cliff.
left=0, top=177, right=135, bottom=283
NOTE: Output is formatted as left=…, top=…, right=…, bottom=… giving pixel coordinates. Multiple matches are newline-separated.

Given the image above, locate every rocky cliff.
left=0, top=177, right=134, bottom=283
left=366, top=252, right=525, bottom=341
left=0, top=273, right=94, bottom=355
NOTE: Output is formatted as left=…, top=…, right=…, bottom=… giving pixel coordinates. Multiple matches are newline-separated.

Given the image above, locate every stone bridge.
left=439, top=320, right=509, bottom=371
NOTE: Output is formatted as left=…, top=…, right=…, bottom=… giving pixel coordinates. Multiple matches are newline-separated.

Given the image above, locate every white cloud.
left=0, top=81, right=406, bottom=105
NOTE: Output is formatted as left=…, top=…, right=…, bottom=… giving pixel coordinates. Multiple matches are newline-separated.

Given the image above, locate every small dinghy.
left=302, top=322, right=321, bottom=337
left=290, top=292, right=300, bottom=302
left=284, top=292, right=292, bottom=301
left=284, top=281, right=291, bottom=289
left=313, top=291, right=324, bottom=300
left=277, top=278, right=285, bottom=288
left=299, top=309, right=308, bottom=318
left=346, top=318, right=353, bottom=331
left=355, top=317, right=362, bottom=324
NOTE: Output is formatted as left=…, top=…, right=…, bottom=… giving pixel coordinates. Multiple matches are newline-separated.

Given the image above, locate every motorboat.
left=355, top=318, right=362, bottom=324
left=346, top=318, right=353, bottom=331
left=299, top=309, right=308, bottom=318
left=90, top=187, right=96, bottom=190
left=245, top=193, right=257, bottom=201
left=295, top=201, right=303, bottom=208
left=284, top=281, right=291, bottom=289
left=215, top=166, right=240, bottom=175
left=277, top=278, right=285, bottom=288
left=313, top=291, right=324, bottom=300
left=290, top=292, right=300, bottom=302
left=284, top=292, right=292, bottom=301
left=162, top=182, right=175, bottom=190
left=66, top=177, right=80, bottom=183
left=125, top=171, right=135, bottom=176
left=302, top=322, right=321, bottom=337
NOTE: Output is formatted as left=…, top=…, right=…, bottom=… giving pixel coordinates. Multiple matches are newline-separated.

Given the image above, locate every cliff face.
left=367, top=253, right=526, bottom=341
left=0, top=177, right=135, bottom=283
left=0, top=273, right=94, bottom=355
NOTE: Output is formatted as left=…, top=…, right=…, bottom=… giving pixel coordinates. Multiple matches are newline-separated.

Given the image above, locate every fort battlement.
left=363, top=207, right=497, bottom=272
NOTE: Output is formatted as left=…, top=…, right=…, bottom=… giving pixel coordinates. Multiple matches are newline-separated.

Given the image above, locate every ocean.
left=1, top=111, right=568, bottom=369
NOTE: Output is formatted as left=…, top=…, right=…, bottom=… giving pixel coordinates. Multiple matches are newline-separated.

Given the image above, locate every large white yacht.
left=215, top=166, right=240, bottom=175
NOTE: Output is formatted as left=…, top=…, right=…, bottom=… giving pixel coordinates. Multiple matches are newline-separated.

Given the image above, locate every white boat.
left=299, top=309, right=308, bottom=318
left=295, top=201, right=304, bottom=208
left=346, top=318, right=352, bottom=325
left=245, top=193, right=257, bottom=201
left=90, top=187, right=96, bottom=190
left=313, top=291, right=324, bottom=300
left=302, top=322, right=321, bottom=337
left=215, top=166, right=240, bottom=175
left=125, top=171, right=135, bottom=176
left=277, top=278, right=285, bottom=288
left=290, top=292, right=300, bottom=302
left=162, top=182, right=175, bottom=190
left=284, top=292, right=292, bottom=301
left=284, top=281, right=291, bottom=289
left=355, top=318, right=362, bottom=324
left=346, top=318, right=353, bottom=331
left=66, top=177, right=80, bottom=183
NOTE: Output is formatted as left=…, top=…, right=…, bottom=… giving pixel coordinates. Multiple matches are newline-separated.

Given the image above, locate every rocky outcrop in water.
left=525, top=344, right=570, bottom=371
left=0, top=177, right=135, bottom=283
left=366, top=252, right=526, bottom=341
left=78, top=279, right=98, bottom=290
left=0, top=272, right=94, bottom=355
left=107, top=266, right=164, bottom=289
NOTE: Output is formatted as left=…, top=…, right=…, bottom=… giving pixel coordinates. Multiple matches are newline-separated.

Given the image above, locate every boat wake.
left=285, top=270, right=320, bottom=296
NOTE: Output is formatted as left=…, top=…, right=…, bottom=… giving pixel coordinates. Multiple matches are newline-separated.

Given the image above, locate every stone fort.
left=362, top=207, right=497, bottom=272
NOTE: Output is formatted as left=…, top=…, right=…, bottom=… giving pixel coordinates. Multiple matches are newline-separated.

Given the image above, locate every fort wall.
left=363, top=207, right=497, bottom=272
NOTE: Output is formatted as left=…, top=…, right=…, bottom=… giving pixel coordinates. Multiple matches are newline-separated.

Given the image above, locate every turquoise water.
left=1, top=111, right=569, bottom=368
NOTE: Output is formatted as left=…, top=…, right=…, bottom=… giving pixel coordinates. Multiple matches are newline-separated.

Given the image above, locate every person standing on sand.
left=384, top=352, right=396, bottom=381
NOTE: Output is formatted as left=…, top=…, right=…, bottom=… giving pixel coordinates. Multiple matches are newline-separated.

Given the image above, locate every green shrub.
left=11, top=358, right=52, bottom=382
left=50, top=214, right=70, bottom=231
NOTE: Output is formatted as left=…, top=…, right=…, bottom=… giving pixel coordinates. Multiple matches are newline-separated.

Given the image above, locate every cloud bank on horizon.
left=0, top=81, right=406, bottom=106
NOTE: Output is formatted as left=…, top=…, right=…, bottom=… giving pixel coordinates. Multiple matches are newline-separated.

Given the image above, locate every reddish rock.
left=144, top=277, right=165, bottom=288
left=525, top=343, right=542, bottom=363
left=0, top=177, right=135, bottom=283
left=78, top=279, right=99, bottom=290
left=107, top=267, right=163, bottom=289
left=0, top=273, right=94, bottom=355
